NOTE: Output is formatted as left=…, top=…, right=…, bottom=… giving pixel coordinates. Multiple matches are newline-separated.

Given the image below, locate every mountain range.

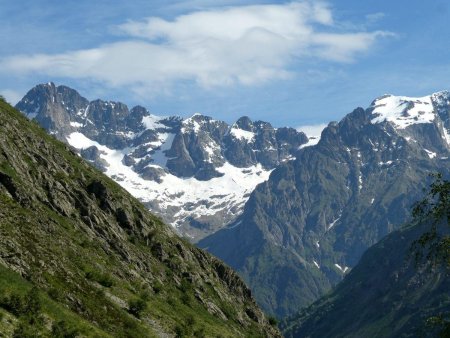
left=199, top=91, right=450, bottom=316
left=16, top=83, right=308, bottom=241
left=15, top=84, right=450, bottom=320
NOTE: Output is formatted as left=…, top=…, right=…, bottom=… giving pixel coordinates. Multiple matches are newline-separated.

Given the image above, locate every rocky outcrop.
left=15, top=82, right=88, bottom=139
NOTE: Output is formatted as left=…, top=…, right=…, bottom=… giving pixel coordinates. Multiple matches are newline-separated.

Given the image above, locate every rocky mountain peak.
left=15, top=82, right=89, bottom=139
left=364, top=92, right=450, bottom=158
left=85, top=99, right=130, bottom=132
left=234, top=116, right=254, bottom=131
left=126, top=105, right=149, bottom=131
left=181, top=113, right=227, bottom=135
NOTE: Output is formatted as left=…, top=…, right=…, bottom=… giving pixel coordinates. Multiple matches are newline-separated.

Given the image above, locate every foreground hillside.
left=282, top=177, right=450, bottom=337
left=0, top=97, right=279, bottom=337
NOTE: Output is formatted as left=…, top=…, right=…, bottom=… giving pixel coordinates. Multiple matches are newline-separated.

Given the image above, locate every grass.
left=0, top=265, right=109, bottom=337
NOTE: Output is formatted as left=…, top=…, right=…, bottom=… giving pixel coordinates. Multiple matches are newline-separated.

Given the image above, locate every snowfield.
left=67, top=131, right=272, bottom=230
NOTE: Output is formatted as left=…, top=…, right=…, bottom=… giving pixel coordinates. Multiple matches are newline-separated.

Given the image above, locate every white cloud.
left=0, top=1, right=391, bottom=94
left=118, top=2, right=334, bottom=41
left=311, top=31, right=393, bottom=62
left=296, top=123, right=328, bottom=138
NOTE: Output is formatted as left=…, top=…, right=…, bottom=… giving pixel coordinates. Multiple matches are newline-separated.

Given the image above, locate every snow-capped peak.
left=180, top=113, right=212, bottom=133
left=370, top=94, right=436, bottom=129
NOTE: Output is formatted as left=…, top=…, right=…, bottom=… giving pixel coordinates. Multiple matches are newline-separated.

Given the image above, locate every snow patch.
left=181, top=115, right=203, bottom=133
left=281, top=155, right=296, bottom=162
left=70, top=121, right=83, bottom=128
left=334, top=264, right=349, bottom=273
left=230, top=127, right=255, bottom=142
left=203, top=139, right=221, bottom=162
left=424, top=149, right=437, bottom=159
left=142, top=114, right=165, bottom=129
left=313, top=261, right=320, bottom=269
left=328, top=216, right=341, bottom=230
left=371, top=94, right=436, bottom=129
left=148, top=133, right=176, bottom=167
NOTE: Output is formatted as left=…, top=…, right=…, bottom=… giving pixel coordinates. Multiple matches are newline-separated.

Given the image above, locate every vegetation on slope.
left=0, top=97, right=280, bottom=337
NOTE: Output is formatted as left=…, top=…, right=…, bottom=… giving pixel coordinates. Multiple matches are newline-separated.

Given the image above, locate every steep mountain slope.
left=16, top=83, right=307, bottom=240
left=0, top=97, right=280, bottom=337
left=282, top=218, right=450, bottom=338
left=199, top=92, right=450, bottom=317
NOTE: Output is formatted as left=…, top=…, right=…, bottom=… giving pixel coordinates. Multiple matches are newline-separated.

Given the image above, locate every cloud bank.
left=296, top=123, right=328, bottom=138
left=1, top=1, right=391, bottom=94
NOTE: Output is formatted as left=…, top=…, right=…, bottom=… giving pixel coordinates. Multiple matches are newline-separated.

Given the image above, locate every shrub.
left=4, top=294, right=24, bottom=316
left=51, top=320, right=79, bottom=338
left=85, top=270, right=114, bottom=287
left=268, top=316, right=278, bottom=326
left=47, top=287, right=62, bottom=301
left=0, top=288, right=41, bottom=317
left=194, top=327, right=206, bottom=338
left=153, top=281, right=162, bottom=294
left=139, top=290, right=150, bottom=302
left=23, top=287, right=41, bottom=315
left=13, top=322, right=38, bottom=338
left=128, top=298, right=147, bottom=318
left=174, top=316, right=196, bottom=337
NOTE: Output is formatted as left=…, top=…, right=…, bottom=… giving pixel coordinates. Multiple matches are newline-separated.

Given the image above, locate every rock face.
left=282, top=219, right=450, bottom=338
left=15, top=82, right=89, bottom=139
left=199, top=92, right=450, bottom=317
left=16, top=83, right=307, bottom=240
left=0, top=97, right=280, bottom=337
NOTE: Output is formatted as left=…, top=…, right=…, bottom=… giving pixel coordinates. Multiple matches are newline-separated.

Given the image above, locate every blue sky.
left=0, top=0, right=449, bottom=128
